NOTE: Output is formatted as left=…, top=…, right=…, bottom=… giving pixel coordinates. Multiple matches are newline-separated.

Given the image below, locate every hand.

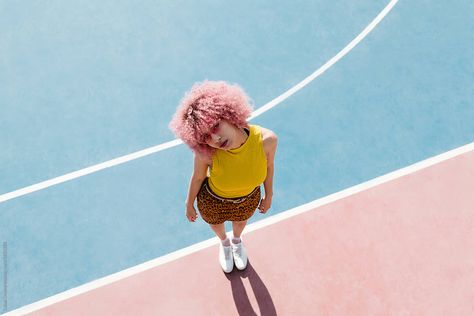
left=258, top=195, right=272, bottom=214
left=185, top=204, right=198, bottom=222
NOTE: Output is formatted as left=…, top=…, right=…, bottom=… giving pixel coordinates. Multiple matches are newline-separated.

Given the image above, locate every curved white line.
left=249, top=0, right=398, bottom=120
left=0, top=0, right=399, bottom=204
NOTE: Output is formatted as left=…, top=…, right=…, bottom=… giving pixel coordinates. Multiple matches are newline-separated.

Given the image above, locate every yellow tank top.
left=208, top=124, right=267, bottom=198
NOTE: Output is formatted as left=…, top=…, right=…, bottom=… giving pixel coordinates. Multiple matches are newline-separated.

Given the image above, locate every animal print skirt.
left=197, top=178, right=261, bottom=225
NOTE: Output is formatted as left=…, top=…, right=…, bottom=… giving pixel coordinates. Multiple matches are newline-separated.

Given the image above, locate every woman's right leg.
left=209, top=223, right=227, bottom=240
left=210, top=222, right=233, bottom=273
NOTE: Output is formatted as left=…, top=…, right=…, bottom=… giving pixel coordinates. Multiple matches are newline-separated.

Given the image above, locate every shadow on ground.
left=225, top=260, right=277, bottom=316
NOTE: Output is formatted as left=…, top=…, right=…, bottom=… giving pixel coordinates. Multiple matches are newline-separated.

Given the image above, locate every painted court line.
left=248, top=0, right=398, bottom=120
left=0, top=0, right=399, bottom=204
left=4, top=141, right=473, bottom=316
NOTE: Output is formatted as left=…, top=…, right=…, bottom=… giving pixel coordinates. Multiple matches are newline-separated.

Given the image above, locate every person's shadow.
left=224, top=260, right=277, bottom=316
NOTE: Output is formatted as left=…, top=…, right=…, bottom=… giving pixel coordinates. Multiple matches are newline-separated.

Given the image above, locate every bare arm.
left=259, top=128, right=278, bottom=213
left=185, top=154, right=211, bottom=220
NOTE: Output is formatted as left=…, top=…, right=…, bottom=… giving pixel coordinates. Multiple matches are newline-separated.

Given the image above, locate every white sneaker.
left=219, top=243, right=234, bottom=273
left=231, top=238, right=248, bottom=270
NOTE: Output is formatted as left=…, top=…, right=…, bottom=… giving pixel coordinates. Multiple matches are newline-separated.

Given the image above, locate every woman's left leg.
left=232, top=220, right=247, bottom=238
left=231, top=219, right=248, bottom=270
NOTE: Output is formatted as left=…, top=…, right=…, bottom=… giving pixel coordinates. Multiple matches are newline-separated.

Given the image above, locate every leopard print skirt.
left=197, top=178, right=261, bottom=225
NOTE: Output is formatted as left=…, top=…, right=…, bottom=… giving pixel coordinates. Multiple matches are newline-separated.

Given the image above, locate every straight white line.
left=5, top=141, right=473, bottom=316
left=0, top=139, right=183, bottom=204
left=0, top=0, right=399, bottom=204
left=246, top=142, right=474, bottom=232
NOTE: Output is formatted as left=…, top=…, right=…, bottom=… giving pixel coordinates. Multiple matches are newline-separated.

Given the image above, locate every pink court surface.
left=16, top=147, right=474, bottom=315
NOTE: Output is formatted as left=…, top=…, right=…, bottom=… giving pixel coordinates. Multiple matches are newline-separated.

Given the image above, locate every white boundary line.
left=248, top=0, right=399, bottom=120
left=0, top=139, right=182, bottom=204
left=0, top=0, right=399, bottom=204
left=5, top=142, right=474, bottom=316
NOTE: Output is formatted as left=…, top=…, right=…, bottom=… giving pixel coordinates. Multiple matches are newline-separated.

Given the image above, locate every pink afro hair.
left=169, top=80, right=254, bottom=158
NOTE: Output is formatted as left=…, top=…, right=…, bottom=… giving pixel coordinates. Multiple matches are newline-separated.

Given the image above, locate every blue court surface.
left=1, top=0, right=473, bottom=313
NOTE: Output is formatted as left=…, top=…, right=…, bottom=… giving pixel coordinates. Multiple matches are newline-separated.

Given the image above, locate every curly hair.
left=169, top=80, right=254, bottom=158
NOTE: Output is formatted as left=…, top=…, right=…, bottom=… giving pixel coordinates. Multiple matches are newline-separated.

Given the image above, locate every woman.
left=169, top=80, right=277, bottom=273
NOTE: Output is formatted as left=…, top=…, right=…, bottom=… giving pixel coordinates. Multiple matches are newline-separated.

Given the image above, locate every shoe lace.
left=224, top=247, right=232, bottom=260
left=233, top=244, right=242, bottom=258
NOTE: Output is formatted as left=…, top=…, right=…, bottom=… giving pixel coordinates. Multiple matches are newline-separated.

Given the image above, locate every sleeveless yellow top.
left=208, top=124, right=267, bottom=198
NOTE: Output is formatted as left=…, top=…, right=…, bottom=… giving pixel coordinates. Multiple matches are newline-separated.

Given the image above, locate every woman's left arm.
left=259, top=128, right=278, bottom=214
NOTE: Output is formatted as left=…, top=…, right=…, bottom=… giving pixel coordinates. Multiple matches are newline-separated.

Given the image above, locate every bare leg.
left=232, top=220, right=247, bottom=238
left=209, top=223, right=227, bottom=240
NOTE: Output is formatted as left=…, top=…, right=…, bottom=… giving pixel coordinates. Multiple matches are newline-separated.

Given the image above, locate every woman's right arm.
left=184, top=154, right=211, bottom=222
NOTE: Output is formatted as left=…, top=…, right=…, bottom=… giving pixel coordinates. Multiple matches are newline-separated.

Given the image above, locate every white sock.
left=232, top=237, right=241, bottom=244
left=221, top=237, right=230, bottom=247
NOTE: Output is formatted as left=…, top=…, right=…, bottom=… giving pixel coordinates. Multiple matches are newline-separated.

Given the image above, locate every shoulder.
left=257, top=126, right=278, bottom=155
left=194, top=153, right=212, bottom=168
left=259, top=127, right=278, bottom=145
